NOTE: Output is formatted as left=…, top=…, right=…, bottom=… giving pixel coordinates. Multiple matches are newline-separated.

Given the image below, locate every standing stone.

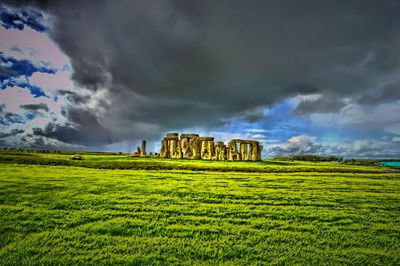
left=140, top=140, right=146, bottom=157
left=165, top=133, right=181, bottom=159
left=181, top=136, right=189, bottom=157
left=189, top=137, right=201, bottom=159
left=160, top=139, right=168, bottom=158
left=200, top=137, right=214, bottom=160
left=175, top=140, right=182, bottom=158
left=248, top=141, right=261, bottom=161
left=240, top=142, right=248, bottom=161
left=168, top=138, right=175, bottom=157
left=181, top=134, right=201, bottom=159
left=249, top=143, right=254, bottom=161
left=254, top=143, right=260, bottom=161
left=159, top=134, right=263, bottom=161
left=228, top=140, right=241, bottom=161
left=258, top=144, right=263, bottom=161
left=214, top=141, right=226, bottom=160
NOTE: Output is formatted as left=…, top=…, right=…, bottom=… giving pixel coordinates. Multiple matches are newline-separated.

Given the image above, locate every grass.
left=0, top=151, right=399, bottom=265
left=1, top=151, right=398, bottom=173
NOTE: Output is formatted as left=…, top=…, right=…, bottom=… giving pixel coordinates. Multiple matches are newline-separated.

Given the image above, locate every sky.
left=1, top=0, right=400, bottom=158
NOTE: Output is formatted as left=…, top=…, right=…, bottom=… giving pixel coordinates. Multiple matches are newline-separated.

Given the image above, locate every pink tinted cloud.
left=0, top=87, right=62, bottom=114
left=29, top=71, right=74, bottom=95
left=0, top=27, right=70, bottom=68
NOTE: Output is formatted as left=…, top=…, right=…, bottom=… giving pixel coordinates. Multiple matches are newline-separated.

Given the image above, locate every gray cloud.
left=57, top=90, right=90, bottom=105
left=293, top=95, right=347, bottom=115
left=5, top=0, right=400, bottom=147
left=0, top=108, right=24, bottom=125
left=357, top=82, right=400, bottom=105
left=269, top=135, right=400, bottom=158
left=236, top=108, right=267, bottom=123
left=269, top=135, right=322, bottom=155
left=20, top=103, right=49, bottom=112
left=0, top=128, right=24, bottom=138
left=33, top=108, right=111, bottom=146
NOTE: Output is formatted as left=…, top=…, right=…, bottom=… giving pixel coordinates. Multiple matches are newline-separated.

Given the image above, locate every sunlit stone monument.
left=158, top=133, right=262, bottom=161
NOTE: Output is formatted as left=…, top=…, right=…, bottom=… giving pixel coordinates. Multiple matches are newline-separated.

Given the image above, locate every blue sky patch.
left=0, top=51, right=57, bottom=81
left=24, top=112, right=36, bottom=120
left=0, top=4, right=46, bottom=32
left=0, top=112, right=25, bottom=125
left=0, top=78, right=48, bottom=98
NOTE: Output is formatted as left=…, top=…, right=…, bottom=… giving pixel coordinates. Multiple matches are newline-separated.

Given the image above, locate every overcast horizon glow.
left=1, top=1, right=400, bottom=158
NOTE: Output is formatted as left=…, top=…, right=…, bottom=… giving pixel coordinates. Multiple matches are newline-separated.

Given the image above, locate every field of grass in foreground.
left=0, top=153, right=400, bottom=265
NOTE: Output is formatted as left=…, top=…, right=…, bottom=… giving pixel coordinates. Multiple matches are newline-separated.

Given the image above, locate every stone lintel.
left=231, top=139, right=259, bottom=144
left=166, top=133, right=179, bottom=138
left=180, top=134, right=200, bottom=138
left=164, top=136, right=179, bottom=141
left=199, top=137, right=214, bottom=141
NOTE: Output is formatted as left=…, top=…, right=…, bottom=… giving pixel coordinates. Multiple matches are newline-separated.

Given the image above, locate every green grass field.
left=1, top=152, right=400, bottom=265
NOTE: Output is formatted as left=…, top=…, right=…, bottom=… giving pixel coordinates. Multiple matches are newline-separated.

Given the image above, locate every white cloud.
left=386, top=124, right=400, bottom=135
left=29, top=70, right=74, bottom=96
left=269, top=135, right=321, bottom=155
left=0, top=88, right=70, bottom=145
left=251, top=134, right=266, bottom=139
left=0, top=87, right=63, bottom=115
left=309, top=100, right=400, bottom=135
left=245, top=128, right=271, bottom=133
left=268, top=134, right=400, bottom=158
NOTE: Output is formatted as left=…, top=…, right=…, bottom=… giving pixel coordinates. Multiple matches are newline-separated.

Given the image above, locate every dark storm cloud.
left=293, top=96, right=347, bottom=115
left=357, top=82, right=400, bottom=105
left=57, top=90, right=90, bottom=104
left=20, top=103, right=49, bottom=112
left=0, top=128, right=24, bottom=138
left=32, top=108, right=111, bottom=145
left=237, top=109, right=266, bottom=123
left=6, top=0, right=400, bottom=146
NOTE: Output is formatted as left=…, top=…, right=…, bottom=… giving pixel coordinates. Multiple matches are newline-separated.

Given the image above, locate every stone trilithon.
left=159, top=133, right=262, bottom=161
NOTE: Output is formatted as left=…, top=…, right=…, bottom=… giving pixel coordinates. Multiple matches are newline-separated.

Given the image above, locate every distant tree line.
left=342, top=159, right=379, bottom=165
left=273, top=155, right=342, bottom=162
left=1, top=147, right=128, bottom=156
left=2, top=147, right=62, bottom=153
left=273, top=155, right=398, bottom=166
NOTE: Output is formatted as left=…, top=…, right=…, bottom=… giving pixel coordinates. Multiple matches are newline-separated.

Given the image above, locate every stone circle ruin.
left=132, top=140, right=147, bottom=157
left=159, top=133, right=262, bottom=161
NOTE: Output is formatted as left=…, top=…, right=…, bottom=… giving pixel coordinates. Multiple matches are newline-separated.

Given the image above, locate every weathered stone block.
left=158, top=134, right=262, bottom=161
left=160, top=139, right=168, bottom=158
left=200, top=137, right=214, bottom=160
left=180, top=133, right=201, bottom=159
left=166, top=133, right=179, bottom=138
left=140, top=140, right=146, bottom=156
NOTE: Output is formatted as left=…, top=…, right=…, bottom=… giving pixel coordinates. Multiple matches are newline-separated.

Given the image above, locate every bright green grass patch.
left=0, top=159, right=400, bottom=265
left=1, top=151, right=398, bottom=174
